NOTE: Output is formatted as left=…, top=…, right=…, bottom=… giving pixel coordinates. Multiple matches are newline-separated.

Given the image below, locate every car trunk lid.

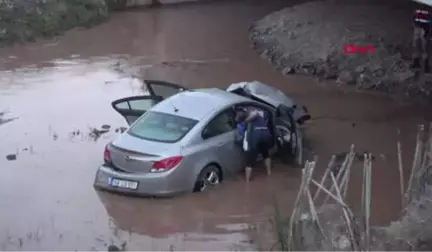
left=109, top=132, right=178, bottom=174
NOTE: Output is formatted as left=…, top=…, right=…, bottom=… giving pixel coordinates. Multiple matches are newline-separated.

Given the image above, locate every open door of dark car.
left=112, top=79, right=187, bottom=125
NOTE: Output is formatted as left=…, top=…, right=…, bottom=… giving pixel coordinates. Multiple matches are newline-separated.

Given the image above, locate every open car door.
left=112, top=80, right=187, bottom=125
left=275, top=105, right=303, bottom=166
left=144, top=80, right=187, bottom=99
left=111, top=95, right=163, bottom=125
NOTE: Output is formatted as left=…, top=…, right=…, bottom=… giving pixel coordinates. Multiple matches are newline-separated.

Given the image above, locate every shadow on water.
left=0, top=0, right=432, bottom=250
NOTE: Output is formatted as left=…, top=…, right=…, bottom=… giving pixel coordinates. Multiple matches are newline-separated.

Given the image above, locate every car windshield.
left=128, top=111, right=198, bottom=143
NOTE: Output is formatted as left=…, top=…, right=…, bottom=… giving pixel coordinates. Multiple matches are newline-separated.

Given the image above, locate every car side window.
left=202, top=109, right=236, bottom=139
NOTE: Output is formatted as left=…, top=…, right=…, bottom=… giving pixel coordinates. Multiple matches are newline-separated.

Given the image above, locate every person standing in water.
left=236, top=107, right=272, bottom=182
left=412, top=1, right=432, bottom=72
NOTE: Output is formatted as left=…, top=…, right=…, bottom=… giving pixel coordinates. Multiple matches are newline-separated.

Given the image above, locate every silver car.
left=93, top=80, right=310, bottom=196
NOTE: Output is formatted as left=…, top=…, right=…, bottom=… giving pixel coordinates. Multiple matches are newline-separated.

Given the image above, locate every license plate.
left=109, top=178, right=138, bottom=190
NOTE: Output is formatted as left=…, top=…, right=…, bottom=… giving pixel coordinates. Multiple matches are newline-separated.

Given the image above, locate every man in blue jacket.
left=236, top=107, right=272, bottom=182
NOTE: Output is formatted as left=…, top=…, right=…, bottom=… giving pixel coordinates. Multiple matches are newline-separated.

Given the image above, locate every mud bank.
left=249, top=1, right=428, bottom=101
left=0, top=0, right=109, bottom=45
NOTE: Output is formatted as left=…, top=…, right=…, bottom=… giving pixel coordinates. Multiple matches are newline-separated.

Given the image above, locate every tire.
left=193, top=165, right=221, bottom=193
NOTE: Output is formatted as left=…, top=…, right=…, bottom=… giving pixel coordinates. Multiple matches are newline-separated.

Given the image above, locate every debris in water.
left=101, top=124, right=111, bottom=130
left=6, top=154, right=17, bottom=161
left=71, top=129, right=81, bottom=136
left=107, top=245, right=120, bottom=251
left=331, top=164, right=342, bottom=175
left=0, top=110, right=17, bottom=126
left=334, top=151, right=375, bottom=162
left=115, top=127, right=127, bottom=133
left=48, top=126, right=59, bottom=140
left=88, top=127, right=109, bottom=141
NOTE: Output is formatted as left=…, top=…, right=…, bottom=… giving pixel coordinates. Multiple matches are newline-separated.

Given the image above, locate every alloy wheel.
left=199, top=170, right=220, bottom=192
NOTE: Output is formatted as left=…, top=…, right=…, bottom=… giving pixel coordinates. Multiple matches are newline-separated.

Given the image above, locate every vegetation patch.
left=0, top=0, right=109, bottom=45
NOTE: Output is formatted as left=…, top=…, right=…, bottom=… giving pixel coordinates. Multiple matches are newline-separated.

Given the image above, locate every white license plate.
left=109, top=178, right=138, bottom=190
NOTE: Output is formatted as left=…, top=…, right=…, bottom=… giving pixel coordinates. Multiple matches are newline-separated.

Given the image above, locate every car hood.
left=226, top=81, right=310, bottom=124
left=413, top=0, right=432, bottom=7
left=226, top=81, right=295, bottom=108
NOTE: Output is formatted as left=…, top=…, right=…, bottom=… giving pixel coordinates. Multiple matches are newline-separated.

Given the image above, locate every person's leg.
left=245, top=149, right=257, bottom=182
left=413, top=26, right=423, bottom=69
left=424, top=24, right=431, bottom=73
left=259, top=139, right=272, bottom=176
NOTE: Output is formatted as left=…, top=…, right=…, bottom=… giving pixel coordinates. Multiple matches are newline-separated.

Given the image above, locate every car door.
left=143, top=80, right=187, bottom=99
left=276, top=105, right=303, bottom=166
left=201, top=108, right=244, bottom=175
left=112, top=80, right=187, bottom=125
left=111, top=95, right=164, bottom=125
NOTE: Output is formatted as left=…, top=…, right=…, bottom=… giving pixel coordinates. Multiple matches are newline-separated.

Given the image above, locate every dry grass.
left=272, top=123, right=432, bottom=251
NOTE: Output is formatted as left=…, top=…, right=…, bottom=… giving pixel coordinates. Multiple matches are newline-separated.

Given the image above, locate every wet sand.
left=0, top=0, right=431, bottom=250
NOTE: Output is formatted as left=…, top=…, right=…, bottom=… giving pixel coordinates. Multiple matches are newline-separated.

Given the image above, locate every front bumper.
left=93, top=165, right=188, bottom=197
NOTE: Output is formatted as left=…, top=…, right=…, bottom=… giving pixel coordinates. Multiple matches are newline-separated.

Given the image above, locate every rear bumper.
left=93, top=165, right=189, bottom=197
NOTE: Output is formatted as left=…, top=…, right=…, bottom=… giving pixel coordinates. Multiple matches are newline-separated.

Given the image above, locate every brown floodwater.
left=0, top=0, right=431, bottom=250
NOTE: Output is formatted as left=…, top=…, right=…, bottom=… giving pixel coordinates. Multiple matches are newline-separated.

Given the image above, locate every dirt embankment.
left=249, top=0, right=428, bottom=100
left=0, top=0, right=109, bottom=46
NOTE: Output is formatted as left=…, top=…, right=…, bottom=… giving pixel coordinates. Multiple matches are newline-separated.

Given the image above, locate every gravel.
left=249, top=0, right=429, bottom=100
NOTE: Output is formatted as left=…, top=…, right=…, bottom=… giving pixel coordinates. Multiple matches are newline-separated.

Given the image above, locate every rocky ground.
left=249, top=0, right=431, bottom=101
left=0, top=0, right=109, bottom=45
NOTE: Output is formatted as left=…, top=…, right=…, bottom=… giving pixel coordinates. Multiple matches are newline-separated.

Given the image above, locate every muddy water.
left=0, top=0, right=431, bottom=250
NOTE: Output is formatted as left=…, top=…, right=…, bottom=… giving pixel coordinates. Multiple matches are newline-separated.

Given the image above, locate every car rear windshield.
left=127, top=111, right=198, bottom=143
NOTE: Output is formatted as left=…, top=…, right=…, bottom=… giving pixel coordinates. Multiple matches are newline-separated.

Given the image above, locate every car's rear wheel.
left=193, top=165, right=221, bottom=193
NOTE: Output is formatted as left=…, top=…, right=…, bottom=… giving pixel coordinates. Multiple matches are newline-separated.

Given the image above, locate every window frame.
left=127, top=111, right=199, bottom=143
left=201, top=107, right=237, bottom=140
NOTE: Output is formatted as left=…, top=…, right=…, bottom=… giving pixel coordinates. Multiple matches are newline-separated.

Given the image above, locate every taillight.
left=151, top=156, right=183, bottom=173
left=104, top=145, right=112, bottom=164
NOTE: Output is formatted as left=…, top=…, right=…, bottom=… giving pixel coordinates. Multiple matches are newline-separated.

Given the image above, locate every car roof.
left=150, top=88, right=250, bottom=120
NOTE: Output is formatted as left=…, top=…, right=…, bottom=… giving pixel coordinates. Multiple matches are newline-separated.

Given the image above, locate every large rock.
left=250, top=1, right=418, bottom=96
left=0, top=0, right=109, bottom=45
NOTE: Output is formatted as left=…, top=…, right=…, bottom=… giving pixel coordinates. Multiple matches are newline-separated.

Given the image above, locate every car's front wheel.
left=193, top=165, right=221, bottom=193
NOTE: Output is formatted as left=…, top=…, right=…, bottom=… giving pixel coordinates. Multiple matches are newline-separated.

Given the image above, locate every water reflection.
left=0, top=0, right=431, bottom=250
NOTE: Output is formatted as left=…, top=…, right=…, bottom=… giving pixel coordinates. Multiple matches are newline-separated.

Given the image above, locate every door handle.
left=217, top=142, right=224, bottom=147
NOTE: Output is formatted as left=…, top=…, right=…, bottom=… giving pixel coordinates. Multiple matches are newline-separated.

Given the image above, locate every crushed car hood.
left=227, top=81, right=296, bottom=108
left=226, top=81, right=310, bottom=124
left=413, top=0, right=432, bottom=7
